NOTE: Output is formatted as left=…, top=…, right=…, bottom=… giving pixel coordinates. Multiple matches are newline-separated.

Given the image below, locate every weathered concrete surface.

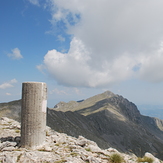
left=21, top=82, right=47, bottom=149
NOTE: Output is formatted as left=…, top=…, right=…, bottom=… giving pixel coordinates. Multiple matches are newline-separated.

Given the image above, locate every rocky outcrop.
left=0, top=117, right=162, bottom=163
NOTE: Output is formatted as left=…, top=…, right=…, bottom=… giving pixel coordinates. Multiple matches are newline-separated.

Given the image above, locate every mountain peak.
left=52, top=90, right=140, bottom=122
left=101, top=90, right=115, bottom=97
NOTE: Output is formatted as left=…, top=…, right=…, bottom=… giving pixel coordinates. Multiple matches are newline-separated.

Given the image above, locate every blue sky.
left=1, top=0, right=163, bottom=109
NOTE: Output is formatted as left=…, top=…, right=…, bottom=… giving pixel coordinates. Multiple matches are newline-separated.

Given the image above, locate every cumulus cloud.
left=139, top=42, right=163, bottom=82
left=42, top=37, right=136, bottom=87
left=0, top=79, right=18, bottom=89
left=7, top=48, right=23, bottom=60
left=40, top=0, right=163, bottom=87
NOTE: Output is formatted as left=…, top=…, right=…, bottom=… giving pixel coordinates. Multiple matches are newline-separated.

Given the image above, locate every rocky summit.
left=0, top=117, right=162, bottom=163
left=1, top=90, right=163, bottom=160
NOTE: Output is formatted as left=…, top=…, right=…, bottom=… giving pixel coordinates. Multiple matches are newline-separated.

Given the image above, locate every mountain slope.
left=0, top=100, right=21, bottom=122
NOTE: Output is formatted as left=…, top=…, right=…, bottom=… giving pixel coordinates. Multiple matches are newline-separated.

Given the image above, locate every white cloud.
left=49, top=86, right=83, bottom=96
left=6, top=93, right=11, bottom=96
left=0, top=79, right=18, bottom=89
left=139, top=42, right=163, bottom=82
left=50, top=88, right=68, bottom=95
left=28, top=0, right=40, bottom=6
left=73, top=88, right=81, bottom=95
left=7, top=48, right=23, bottom=60
left=40, top=0, right=163, bottom=87
left=42, top=37, right=136, bottom=87
left=57, top=35, right=65, bottom=42
left=10, top=79, right=17, bottom=84
left=0, top=83, right=13, bottom=89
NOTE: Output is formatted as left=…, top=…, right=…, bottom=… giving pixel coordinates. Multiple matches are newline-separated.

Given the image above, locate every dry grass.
left=137, top=156, right=153, bottom=163
left=110, top=153, right=123, bottom=163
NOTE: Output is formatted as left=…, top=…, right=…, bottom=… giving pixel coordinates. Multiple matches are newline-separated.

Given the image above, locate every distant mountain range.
left=1, top=91, right=163, bottom=160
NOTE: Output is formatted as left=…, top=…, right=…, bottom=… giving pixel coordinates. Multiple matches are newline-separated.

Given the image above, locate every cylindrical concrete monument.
left=21, top=82, right=47, bottom=148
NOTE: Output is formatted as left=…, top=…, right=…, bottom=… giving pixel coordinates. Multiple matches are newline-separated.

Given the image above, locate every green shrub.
left=46, top=131, right=50, bottom=136
left=85, top=148, right=91, bottom=152
left=70, top=152, right=78, bottom=157
left=110, top=153, right=123, bottom=163
left=38, top=148, right=47, bottom=152
left=15, top=129, right=20, bottom=133
left=137, top=156, right=153, bottom=163
left=17, top=153, right=22, bottom=162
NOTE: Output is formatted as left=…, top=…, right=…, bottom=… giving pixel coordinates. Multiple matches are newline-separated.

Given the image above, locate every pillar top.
left=23, top=81, right=46, bottom=84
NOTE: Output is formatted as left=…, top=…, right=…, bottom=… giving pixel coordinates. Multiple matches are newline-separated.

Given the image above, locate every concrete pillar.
left=21, top=82, right=47, bottom=149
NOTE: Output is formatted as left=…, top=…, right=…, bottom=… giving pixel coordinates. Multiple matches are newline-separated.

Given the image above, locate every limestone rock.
left=145, top=152, right=160, bottom=163
left=0, top=141, right=17, bottom=151
left=86, top=144, right=102, bottom=153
